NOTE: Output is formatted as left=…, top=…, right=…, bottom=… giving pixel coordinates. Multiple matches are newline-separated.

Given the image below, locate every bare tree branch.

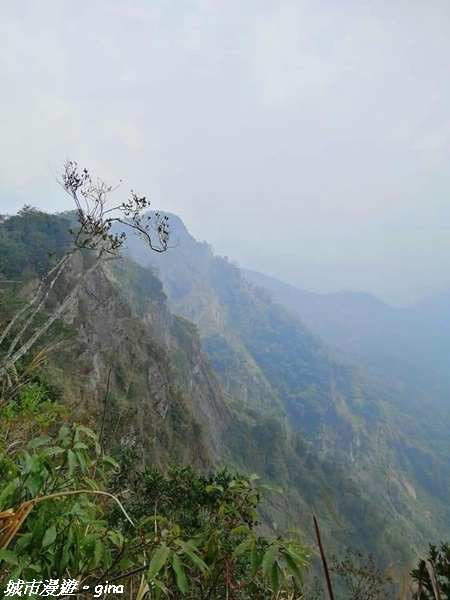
left=0, top=160, right=173, bottom=378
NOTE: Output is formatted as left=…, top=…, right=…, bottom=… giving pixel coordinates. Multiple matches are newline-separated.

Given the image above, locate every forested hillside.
left=241, top=268, right=450, bottom=383
left=1, top=205, right=449, bottom=598
left=127, top=213, right=450, bottom=558
left=241, top=269, right=450, bottom=466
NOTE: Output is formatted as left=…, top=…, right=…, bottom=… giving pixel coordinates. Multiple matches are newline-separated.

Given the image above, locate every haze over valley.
left=2, top=1, right=450, bottom=305
left=1, top=1, right=450, bottom=597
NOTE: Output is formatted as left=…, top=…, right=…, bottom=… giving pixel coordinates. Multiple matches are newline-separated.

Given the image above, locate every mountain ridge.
left=124, top=212, right=450, bottom=558
left=241, top=266, right=450, bottom=380
left=2, top=208, right=449, bottom=586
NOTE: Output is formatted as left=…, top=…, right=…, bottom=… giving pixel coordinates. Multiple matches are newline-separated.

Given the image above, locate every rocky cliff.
left=43, top=251, right=231, bottom=468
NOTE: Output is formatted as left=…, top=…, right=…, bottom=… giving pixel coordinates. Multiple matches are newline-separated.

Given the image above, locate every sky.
left=1, top=0, right=450, bottom=306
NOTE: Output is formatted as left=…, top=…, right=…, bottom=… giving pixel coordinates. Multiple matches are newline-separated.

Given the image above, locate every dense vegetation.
left=0, top=371, right=313, bottom=599
left=1, top=206, right=449, bottom=598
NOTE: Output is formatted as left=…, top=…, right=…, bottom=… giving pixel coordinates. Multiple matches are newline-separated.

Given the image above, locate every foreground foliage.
left=411, top=542, right=450, bottom=599
left=0, top=373, right=313, bottom=599
left=329, top=548, right=393, bottom=600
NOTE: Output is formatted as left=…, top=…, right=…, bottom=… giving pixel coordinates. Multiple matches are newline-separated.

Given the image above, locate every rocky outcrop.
left=58, top=253, right=230, bottom=466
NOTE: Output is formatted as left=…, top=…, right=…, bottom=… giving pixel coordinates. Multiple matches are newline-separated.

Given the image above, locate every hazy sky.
left=1, top=1, right=450, bottom=305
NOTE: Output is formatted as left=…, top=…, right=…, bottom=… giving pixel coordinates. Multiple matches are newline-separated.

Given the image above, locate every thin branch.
left=0, top=252, right=73, bottom=349
left=0, top=160, right=172, bottom=376
left=313, top=515, right=335, bottom=600
left=24, top=488, right=136, bottom=527
left=5, top=254, right=72, bottom=357
left=2, top=259, right=101, bottom=372
left=99, top=368, right=112, bottom=448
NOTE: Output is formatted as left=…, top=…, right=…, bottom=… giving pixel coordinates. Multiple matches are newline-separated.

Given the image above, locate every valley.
left=0, top=207, right=449, bottom=598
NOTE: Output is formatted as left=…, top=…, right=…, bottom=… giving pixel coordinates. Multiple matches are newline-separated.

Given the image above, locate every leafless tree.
left=0, top=160, right=172, bottom=377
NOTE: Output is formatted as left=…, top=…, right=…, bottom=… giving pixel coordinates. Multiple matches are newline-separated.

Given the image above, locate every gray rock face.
left=59, top=254, right=230, bottom=465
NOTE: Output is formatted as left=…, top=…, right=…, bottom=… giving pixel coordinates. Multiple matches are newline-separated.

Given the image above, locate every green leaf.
left=93, top=539, right=104, bottom=569
left=27, top=562, right=42, bottom=573
left=70, top=502, right=90, bottom=520
left=230, top=525, right=252, bottom=535
left=8, top=554, right=31, bottom=582
left=250, top=542, right=262, bottom=577
left=67, top=449, right=78, bottom=477
left=102, top=456, right=119, bottom=469
left=0, top=548, right=19, bottom=565
left=57, top=425, right=71, bottom=445
left=27, top=435, right=52, bottom=450
left=39, top=446, right=65, bottom=458
left=24, top=454, right=41, bottom=474
left=82, top=476, right=99, bottom=490
left=203, top=536, right=219, bottom=565
left=283, top=546, right=310, bottom=567
left=152, top=578, right=169, bottom=598
left=73, top=441, right=89, bottom=450
left=270, top=561, right=279, bottom=592
left=15, top=532, right=32, bottom=551
left=260, top=483, right=283, bottom=493
left=171, top=552, right=189, bottom=594
left=232, top=538, right=252, bottom=559
left=139, top=515, right=166, bottom=528
left=262, top=545, right=278, bottom=579
left=279, top=549, right=304, bottom=585
left=42, top=525, right=57, bottom=548
left=108, top=530, right=125, bottom=548
left=26, top=472, right=44, bottom=496
left=76, top=424, right=98, bottom=439
left=177, top=541, right=209, bottom=574
left=148, top=545, right=171, bottom=578
left=205, top=484, right=223, bottom=493
left=0, top=480, right=18, bottom=508
left=60, top=539, right=71, bottom=572
left=120, top=557, right=134, bottom=570
left=75, top=449, right=87, bottom=474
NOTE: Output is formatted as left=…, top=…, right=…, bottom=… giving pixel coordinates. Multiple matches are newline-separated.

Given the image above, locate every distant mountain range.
left=242, top=268, right=450, bottom=382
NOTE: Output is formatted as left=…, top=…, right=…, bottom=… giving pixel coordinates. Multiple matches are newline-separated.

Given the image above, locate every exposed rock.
left=57, top=253, right=230, bottom=465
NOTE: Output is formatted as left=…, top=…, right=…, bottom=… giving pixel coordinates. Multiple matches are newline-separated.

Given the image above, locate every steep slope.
left=13, top=225, right=390, bottom=566
left=0, top=210, right=402, bottom=570
left=3, top=209, right=449, bottom=576
left=241, top=268, right=450, bottom=459
left=60, top=255, right=231, bottom=465
left=125, top=216, right=283, bottom=417
left=0, top=209, right=230, bottom=469
left=126, top=213, right=450, bottom=559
